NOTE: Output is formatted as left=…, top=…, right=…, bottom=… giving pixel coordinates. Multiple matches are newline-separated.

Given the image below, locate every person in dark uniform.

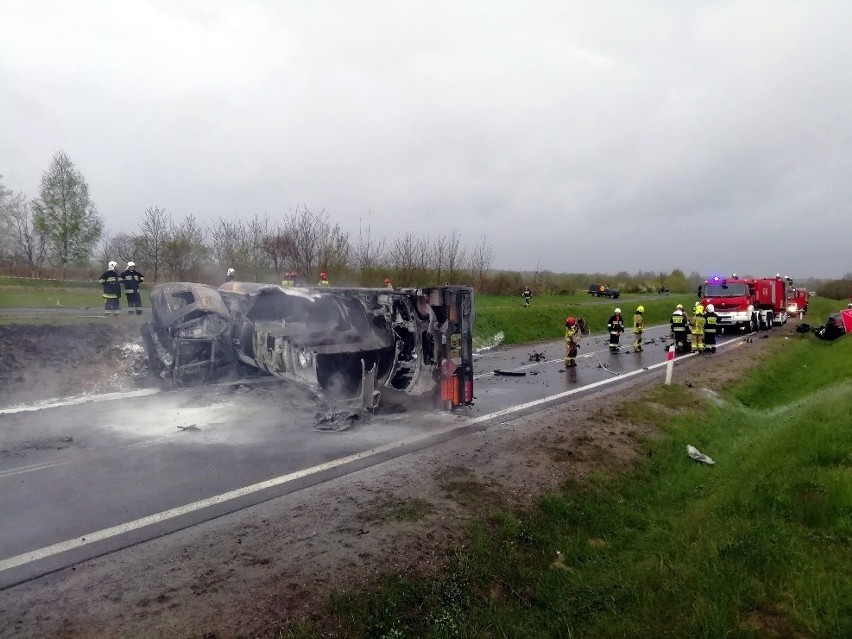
left=704, top=304, right=719, bottom=353
left=120, top=261, right=144, bottom=315
left=607, top=307, right=624, bottom=352
left=98, top=261, right=121, bottom=317
left=522, top=286, right=532, bottom=307
left=671, top=304, right=689, bottom=353
left=225, top=267, right=235, bottom=282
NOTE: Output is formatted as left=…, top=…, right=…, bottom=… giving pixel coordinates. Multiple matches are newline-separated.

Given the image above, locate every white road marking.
left=0, top=334, right=745, bottom=574
left=0, top=389, right=161, bottom=416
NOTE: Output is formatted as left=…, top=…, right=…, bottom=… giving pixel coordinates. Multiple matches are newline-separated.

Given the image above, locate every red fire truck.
left=699, top=274, right=789, bottom=332
left=785, top=284, right=809, bottom=319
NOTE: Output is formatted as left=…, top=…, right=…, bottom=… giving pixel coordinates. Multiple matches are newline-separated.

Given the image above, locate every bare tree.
left=468, top=235, right=493, bottom=292
left=137, top=206, right=169, bottom=282
left=445, top=229, right=466, bottom=283
left=96, top=230, right=112, bottom=269
left=162, top=215, right=207, bottom=280
left=389, top=232, right=429, bottom=286
left=281, top=207, right=350, bottom=282
left=261, top=224, right=292, bottom=278
left=111, top=232, right=145, bottom=265
left=4, top=189, right=47, bottom=276
left=245, top=214, right=271, bottom=281
left=32, top=150, right=103, bottom=279
left=353, top=217, right=387, bottom=285
left=209, top=217, right=248, bottom=272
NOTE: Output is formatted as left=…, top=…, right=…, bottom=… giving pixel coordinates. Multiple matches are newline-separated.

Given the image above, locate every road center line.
left=0, top=334, right=744, bottom=575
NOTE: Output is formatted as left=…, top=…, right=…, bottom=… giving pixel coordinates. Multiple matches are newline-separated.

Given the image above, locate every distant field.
left=0, top=277, right=845, bottom=342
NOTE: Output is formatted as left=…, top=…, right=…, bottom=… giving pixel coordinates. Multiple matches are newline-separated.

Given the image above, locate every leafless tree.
left=282, top=207, right=350, bottom=282
left=111, top=232, right=146, bottom=265
left=245, top=214, right=271, bottom=281
left=353, top=217, right=387, bottom=285
left=162, top=215, right=207, bottom=280
left=96, top=230, right=112, bottom=270
left=444, top=229, right=466, bottom=283
left=3, top=189, right=47, bottom=276
left=389, top=232, right=429, bottom=286
left=137, top=206, right=170, bottom=282
left=261, top=224, right=292, bottom=278
left=468, top=235, right=493, bottom=292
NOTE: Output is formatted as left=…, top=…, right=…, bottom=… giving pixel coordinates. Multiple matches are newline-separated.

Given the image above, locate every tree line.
left=4, top=152, right=846, bottom=297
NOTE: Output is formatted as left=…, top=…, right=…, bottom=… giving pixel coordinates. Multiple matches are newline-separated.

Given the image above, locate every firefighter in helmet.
left=607, top=308, right=624, bottom=352
left=691, top=304, right=706, bottom=353
left=564, top=316, right=581, bottom=367
left=318, top=272, right=330, bottom=287
left=120, top=261, right=144, bottom=315
left=632, top=305, right=645, bottom=352
left=384, top=277, right=393, bottom=289
left=704, top=303, right=719, bottom=353
left=98, top=261, right=122, bottom=317
left=522, top=286, right=532, bottom=307
left=225, top=267, right=235, bottom=282
left=671, top=304, right=689, bottom=353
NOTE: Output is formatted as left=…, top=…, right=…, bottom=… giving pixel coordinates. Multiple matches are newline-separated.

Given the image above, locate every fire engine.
left=699, top=274, right=789, bottom=332
left=785, top=283, right=809, bottom=319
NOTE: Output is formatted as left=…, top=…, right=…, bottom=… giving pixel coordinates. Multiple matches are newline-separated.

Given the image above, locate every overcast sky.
left=2, top=1, right=850, bottom=278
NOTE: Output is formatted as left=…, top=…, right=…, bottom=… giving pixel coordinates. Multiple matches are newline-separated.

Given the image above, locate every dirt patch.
left=0, top=328, right=788, bottom=638
left=0, top=323, right=153, bottom=406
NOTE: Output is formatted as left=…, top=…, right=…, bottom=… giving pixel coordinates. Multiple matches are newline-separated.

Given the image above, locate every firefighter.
left=632, top=305, right=645, bottom=352
left=607, top=307, right=624, bottom=352
left=281, top=271, right=294, bottom=287
left=671, top=304, right=689, bottom=353
left=691, top=304, right=706, bottom=353
left=704, top=303, right=719, bottom=353
left=384, top=278, right=393, bottom=289
left=98, top=261, right=122, bottom=317
left=120, top=261, right=144, bottom=315
left=748, top=304, right=758, bottom=332
left=564, top=316, right=580, bottom=367
left=226, top=267, right=235, bottom=282
left=522, top=286, right=532, bottom=307
left=318, top=272, right=330, bottom=287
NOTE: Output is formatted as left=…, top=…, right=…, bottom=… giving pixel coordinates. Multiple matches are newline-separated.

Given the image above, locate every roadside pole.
left=664, top=345, right=675, bottom=385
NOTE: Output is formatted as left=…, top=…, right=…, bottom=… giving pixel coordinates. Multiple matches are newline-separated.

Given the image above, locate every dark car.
left=142, top=281, right=475, bottom=411
left=588, top=283, right=620, bottom=299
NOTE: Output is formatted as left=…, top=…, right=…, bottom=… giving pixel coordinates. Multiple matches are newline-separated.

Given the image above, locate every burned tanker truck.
left=141, top=281, right=475, bottom=411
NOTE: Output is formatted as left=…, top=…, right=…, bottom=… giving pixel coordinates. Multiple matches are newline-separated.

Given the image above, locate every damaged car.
left=142, top=281, right=475, bottom=411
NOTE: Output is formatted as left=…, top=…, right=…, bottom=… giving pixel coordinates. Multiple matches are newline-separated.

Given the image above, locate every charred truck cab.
left=142, top=282, right=475, bottom=411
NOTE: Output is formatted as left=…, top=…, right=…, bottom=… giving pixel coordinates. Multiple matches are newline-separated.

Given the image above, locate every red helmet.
left=320, top=272, right=327, bottom=279
left=565, top=316, right=576, bottom=327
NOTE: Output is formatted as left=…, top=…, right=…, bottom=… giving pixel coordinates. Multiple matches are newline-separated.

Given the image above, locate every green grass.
left=281, top=334, right=852, bottom=638
left=473, top=293, right=695, bottom=346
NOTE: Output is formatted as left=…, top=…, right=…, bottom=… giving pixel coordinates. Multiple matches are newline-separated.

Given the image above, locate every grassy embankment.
left=283, top=332, right=852, bottom=638
left=0, top=276, right=114, bottom=309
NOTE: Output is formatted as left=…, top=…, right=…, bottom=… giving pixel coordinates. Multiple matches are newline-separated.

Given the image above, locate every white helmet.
left=614, top=308, right=621, bottom=314
left=705, top=304, right=714, bottom=313
left=127, top=261, right=135, bottom=268
left=747, top=304, right=754, bottom=312
left=227, top=268, right=235, bottom=275
left=108, top=261, right=117, bottom=270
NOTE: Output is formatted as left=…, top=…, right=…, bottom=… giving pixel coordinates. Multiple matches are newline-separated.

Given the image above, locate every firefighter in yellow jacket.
left=691, top=304, right=706, bottom=353
left=632, top=305, right=645, bottom=352
left=564, top=316, right=580, bottom=367
left=318, top=271, right=330, bottom=286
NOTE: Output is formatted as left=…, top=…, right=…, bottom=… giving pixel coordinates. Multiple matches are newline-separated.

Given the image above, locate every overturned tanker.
left=142, top=281, right=475, bottom=410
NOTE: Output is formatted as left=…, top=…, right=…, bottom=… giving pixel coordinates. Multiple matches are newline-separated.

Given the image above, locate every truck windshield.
left=704, top=282, right=748, bottom=297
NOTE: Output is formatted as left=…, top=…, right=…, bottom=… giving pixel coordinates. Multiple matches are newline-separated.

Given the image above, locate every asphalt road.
left=0, top=323, right=737, bottom=588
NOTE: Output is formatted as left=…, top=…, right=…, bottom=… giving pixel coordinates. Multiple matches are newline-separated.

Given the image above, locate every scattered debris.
left=686, top=444, right=715, bottom=465
left=494, top=370, right=526, bottom=377
left=314, top=410, right=362, bottom=432
left=528, top=352, right=547, bottom=362
left=177, top=424, right=201, bottom=432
